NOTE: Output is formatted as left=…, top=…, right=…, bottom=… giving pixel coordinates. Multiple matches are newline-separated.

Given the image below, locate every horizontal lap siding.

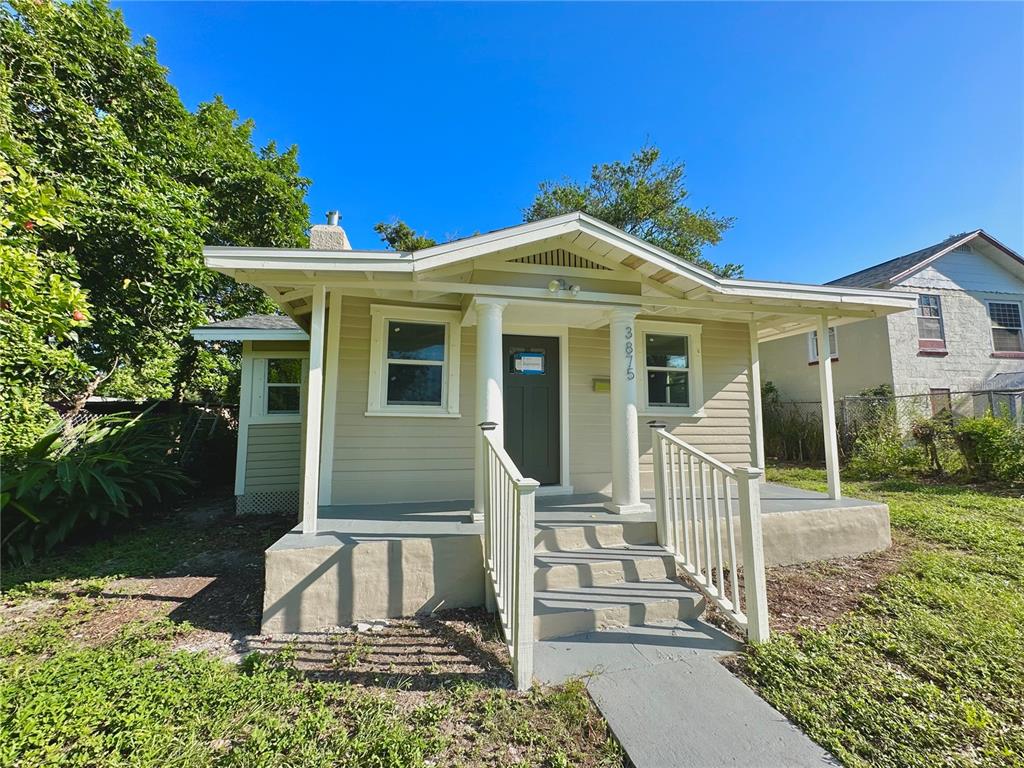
left=569, top=321, right=753, bottom=495
left=330, top=297, right=477, bottom=504
left=246, top=423, right=302, bottom=492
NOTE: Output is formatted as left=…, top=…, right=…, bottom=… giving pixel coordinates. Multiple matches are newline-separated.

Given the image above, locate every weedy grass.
left=743, top=468, right=1024, bottom=768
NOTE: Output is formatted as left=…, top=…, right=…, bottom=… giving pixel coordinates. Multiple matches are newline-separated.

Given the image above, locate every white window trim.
left=916, top=294, right=946, bottom=341
left=366, top=304, right=462, bottom=417
left=249, top=350, right=309, bottom=425
left=986, top=299, right=1024, bottom=353
left=808, top=327, right=839, bottom=363
left=637, top=320, right=705, bottom=418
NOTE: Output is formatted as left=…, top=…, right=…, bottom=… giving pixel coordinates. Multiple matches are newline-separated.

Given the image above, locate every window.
left=988, top=301, right=1024, bottom=353
left=367, top=305, right=461, bottom=416
left=638, top=321, right=704, bottom=416
left=266, top=358, right=302, bottom=413
left=808, top=327, right=838, bottom=363
left=916, top=295, right=945, bottom=343
left=247, top=352, right=308, bottom=424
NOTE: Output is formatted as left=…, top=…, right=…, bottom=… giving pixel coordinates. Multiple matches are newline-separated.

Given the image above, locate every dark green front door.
left=502, top=335, right=560, bottom=485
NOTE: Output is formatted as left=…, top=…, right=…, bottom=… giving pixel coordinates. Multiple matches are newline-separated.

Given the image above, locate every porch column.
left=300, top=285, right=327, bottom=534
left=474, top=299, right=507, bottom=516
left=606, top=308, right=648, bottom=514
left=318, top=291, right=343, bottom=506
left=749, top=321, right=766, bottom=472
left=816, top=315, right=841, bottom=500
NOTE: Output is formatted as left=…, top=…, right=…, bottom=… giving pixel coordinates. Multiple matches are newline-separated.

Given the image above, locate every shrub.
left=0, top=412, right=189, bottom=564
left=954, top=415, right=1024, bottom=484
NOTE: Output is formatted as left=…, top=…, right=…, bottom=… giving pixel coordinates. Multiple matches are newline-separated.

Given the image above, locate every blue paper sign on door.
left=511, top=351, right=545, bottom=375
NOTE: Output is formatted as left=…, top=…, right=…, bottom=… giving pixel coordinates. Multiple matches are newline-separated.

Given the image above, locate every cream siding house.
left=760, top=230, right=1024, bottom=412
left=194, top=212, right=914, bottom=688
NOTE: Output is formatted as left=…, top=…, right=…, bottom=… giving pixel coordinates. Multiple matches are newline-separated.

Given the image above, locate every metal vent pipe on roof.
left=326, top=210, right=340, bottom=226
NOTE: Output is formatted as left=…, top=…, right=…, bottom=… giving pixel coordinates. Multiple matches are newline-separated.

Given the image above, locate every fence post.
left=479, top=422, right=498, bottom=613
left=647, top=421, right=668, bottom=548
left=513, top=477, right=539, bottom=691
left=736, top=466, right=769, bottom=644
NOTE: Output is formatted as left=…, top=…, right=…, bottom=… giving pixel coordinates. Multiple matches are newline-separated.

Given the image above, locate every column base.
left=603, top=500, right=652, bottom=515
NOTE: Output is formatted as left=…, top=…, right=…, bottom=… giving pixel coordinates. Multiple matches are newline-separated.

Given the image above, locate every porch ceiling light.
left=548, top=278, right=580, bottom=296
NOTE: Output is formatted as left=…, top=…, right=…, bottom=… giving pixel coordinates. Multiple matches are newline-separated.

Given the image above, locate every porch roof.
left=202, top=212, right=917, bottom=342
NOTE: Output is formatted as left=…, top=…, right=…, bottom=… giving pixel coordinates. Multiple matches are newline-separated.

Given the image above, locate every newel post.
left=648, top=421, right=669, bottom=548
left=736, top=466, right=769, bottom=643
left=513, top=476, right=539, bottom=692
left=479, top=421, right=497, bottom=613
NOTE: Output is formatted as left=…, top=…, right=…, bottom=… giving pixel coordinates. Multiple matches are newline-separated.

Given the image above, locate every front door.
left=502, top=335, right=560, bottom=485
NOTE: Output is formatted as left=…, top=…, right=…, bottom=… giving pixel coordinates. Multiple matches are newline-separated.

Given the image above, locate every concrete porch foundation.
left=261, top=483, right=890, bottom=634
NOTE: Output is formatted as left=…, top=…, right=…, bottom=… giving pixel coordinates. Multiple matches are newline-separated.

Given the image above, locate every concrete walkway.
left=534, top=620, right=838, bottom=768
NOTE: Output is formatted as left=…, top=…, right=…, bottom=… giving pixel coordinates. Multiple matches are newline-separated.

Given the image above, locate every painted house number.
left=624, top=326, right=635, bottom=381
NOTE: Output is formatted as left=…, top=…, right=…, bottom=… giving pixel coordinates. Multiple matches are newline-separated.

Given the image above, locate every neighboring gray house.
left=761, top=230, right=1024, bottom=415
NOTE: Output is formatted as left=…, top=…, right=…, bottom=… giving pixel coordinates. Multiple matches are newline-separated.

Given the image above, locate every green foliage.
left=0, top=412, right=188, bottom=565
left=844, top=405, right=927, bottom=479
left=761, top=381, right=824, bottom=462
left=954, top=414, right=1024, bottom=485
left=752, top=468, right=1024, bottom=767
left=0, top=156, right=93, bottom=457
left=1, top=0, right=309, bottom=404
left=374, top=219, right=439, bottom=251
left=525, top=144, right=738, bottom=277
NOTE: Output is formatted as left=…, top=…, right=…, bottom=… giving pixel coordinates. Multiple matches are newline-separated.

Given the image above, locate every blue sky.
left=113, top=2, right=1023, bottom=283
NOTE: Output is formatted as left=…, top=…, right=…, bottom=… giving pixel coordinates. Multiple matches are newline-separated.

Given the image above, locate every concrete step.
left=534, top=545, right=675, bottom=590
left=534, top=521, right=658, bottom=553
left=533, top=579, right=705, bottom=640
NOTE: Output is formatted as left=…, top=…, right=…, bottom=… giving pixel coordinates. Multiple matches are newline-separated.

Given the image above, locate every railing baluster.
left=712, top=468, right=726, bottom=600
left=668, top=443, right=681, bottom=557
left=725, top=476, right=740, bottom=613
left=688, top=454, right=701, bottom=576
left=701, top=462, right=713, bottom=588
left=679, top=447, right=691, bottom=570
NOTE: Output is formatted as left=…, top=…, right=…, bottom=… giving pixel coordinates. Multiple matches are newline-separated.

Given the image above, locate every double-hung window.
left=808, top=327, right=838, bottom=363
left=988, top=301, right=1024, bottom=353
left=638, top=321, right=704, bottom=416
left=248, top=352, right=308, bottom=424
left=367, top=305, right=462, bottom=416
left=916, top=295, right=945, bottom=347
left=266, top=359, right=302, bottom=413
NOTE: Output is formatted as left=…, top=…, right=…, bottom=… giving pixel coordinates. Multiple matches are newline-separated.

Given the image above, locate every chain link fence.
left=764, top=388, right=1023, bottom=463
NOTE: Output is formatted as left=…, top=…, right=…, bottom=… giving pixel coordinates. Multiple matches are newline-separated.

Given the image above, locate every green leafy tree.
left=1, top=0, right=309, bottom=405
left=373, top=220, right=438, bottom=251
left=525, top=145, right=739, bottom=277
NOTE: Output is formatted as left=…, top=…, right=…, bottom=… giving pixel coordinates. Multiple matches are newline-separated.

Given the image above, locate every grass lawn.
left=0, top=501, right=626, bottom=768
left=741, top=467, right=1024, bottom=768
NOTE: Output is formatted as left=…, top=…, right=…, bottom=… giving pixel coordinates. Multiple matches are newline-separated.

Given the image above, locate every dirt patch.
left=763, top=536, right=913, bottom=633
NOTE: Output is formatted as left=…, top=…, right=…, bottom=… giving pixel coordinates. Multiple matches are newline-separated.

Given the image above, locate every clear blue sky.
left=113, top=2, right=1023, bottom=283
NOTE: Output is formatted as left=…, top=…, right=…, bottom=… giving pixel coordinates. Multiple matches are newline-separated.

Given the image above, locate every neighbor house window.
left=265, top=358, right=302, bottom=413
left=988, top=301, right=1024, bottom=353
left=638, top=321, right=704, bottom=416
left=807, top=327, right=838, bottom=363
left=916, top=295, right=945, bottom=345
left=367, top=305, right=462, bottom=416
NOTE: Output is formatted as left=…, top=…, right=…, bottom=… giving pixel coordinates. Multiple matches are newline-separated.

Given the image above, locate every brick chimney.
left=309, top=210, right=351, bottom=250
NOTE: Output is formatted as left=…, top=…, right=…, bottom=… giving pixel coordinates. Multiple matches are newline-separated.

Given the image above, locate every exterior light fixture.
left=547, top=278, right=580, bottom=296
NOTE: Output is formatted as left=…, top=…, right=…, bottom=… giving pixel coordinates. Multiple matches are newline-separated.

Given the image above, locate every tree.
left=375, top=145, right=738, bottom=277
left=373, top=220, right=438, bottom=251
left=525, top=145, right=739, bottom=277
left=1, top=0, right=310, bottom=407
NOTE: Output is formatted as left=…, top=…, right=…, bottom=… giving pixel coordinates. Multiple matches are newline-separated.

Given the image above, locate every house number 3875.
left=624, top=327, right=635, bottom=381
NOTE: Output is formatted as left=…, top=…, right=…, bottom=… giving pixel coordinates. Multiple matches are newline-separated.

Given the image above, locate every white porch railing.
left=480, top=422, right=539, bottom=691
left=649, top=423, right=770, bottom=643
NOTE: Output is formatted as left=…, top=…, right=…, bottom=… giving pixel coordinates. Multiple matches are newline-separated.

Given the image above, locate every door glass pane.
left=387, top=321, right=445, bottom=361
left=645, top=334, right=688, bottom=369
left=647, top=370, right=689, bottom=407
left=267, top=358, right=301, bottom=384
left=267, top=386, right=300, bottom=413
left=386, top=363, right=443, bottom=405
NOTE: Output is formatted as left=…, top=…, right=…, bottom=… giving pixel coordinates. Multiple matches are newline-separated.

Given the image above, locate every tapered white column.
left=816, top=315, right=841, bottom=500
left=301, top=285, right=326, bottom=534
left=749, top=321, right=766, bottom=472
left=606, top=308, right=648, bottom=514
left=318, top=291, right=342, bottom=505
left=474, top=299, right=506, bottom=516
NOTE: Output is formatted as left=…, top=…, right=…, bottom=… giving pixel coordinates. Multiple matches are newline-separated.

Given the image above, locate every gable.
left=899, top=245, right=1024, bottom=294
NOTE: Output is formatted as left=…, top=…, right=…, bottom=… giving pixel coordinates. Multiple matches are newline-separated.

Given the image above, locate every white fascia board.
left=191, top=328, right=310, bottom=341
left=719, top=279, right=918, bottom=312
left=411, top=215, right=584, bottom=270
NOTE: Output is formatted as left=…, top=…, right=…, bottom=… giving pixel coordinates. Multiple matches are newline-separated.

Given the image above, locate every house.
left=193, top=211, right=915, bottom=688
left=760, top=230, right=1024, bottom=418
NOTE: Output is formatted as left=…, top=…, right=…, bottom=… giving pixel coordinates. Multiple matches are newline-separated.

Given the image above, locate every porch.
left=261, top=483, right=890, bottom=636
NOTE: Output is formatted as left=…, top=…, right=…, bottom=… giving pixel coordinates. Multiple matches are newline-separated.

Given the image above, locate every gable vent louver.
left=509, top=249, right=611, bottom=270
